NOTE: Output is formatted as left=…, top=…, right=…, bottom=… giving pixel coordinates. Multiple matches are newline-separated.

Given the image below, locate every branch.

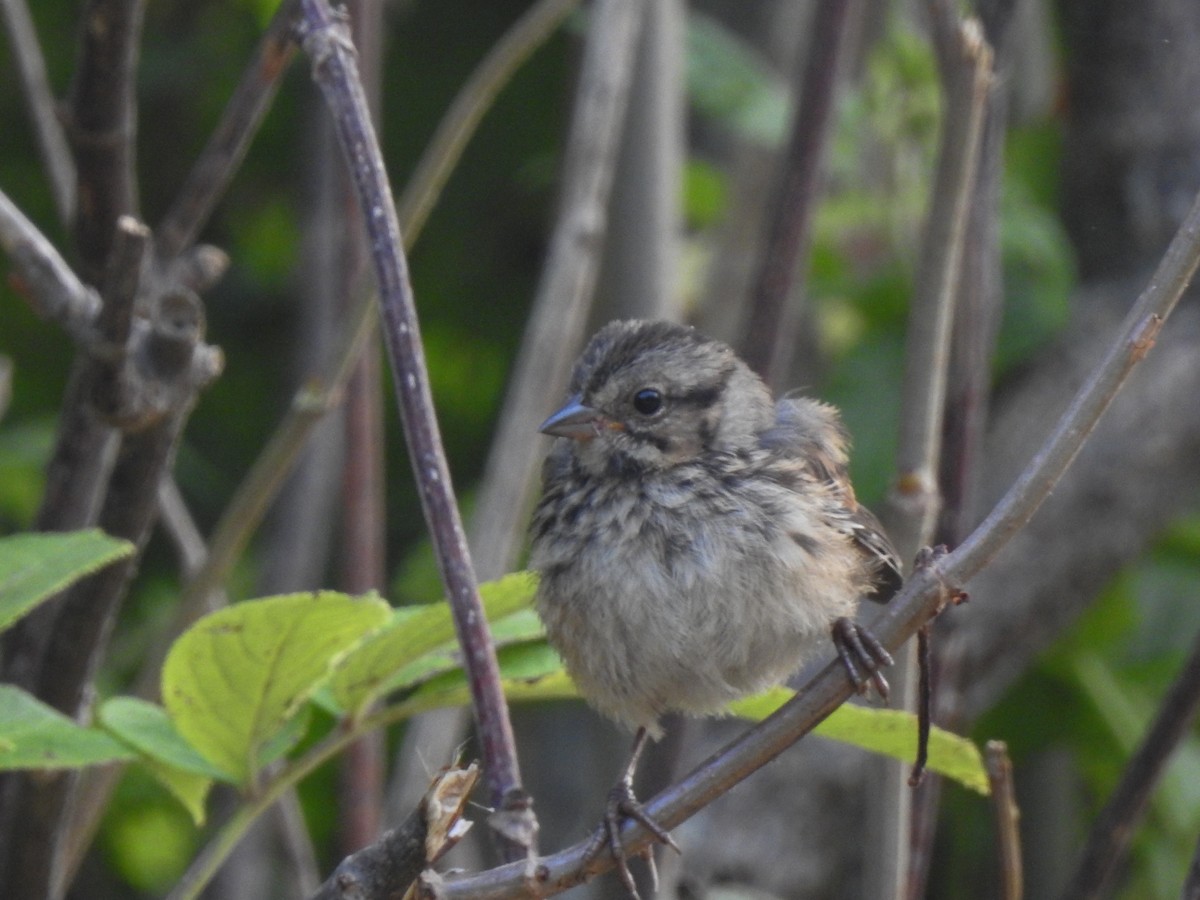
left=1059, top=624, right=1200, bottom=899
left=868, top=13, right=991, bottom=898
left=738, top=0, right=855, bottom=386
left=397, top=0, right=579, bottom=248
left=986, top=741, right=1023, bottom=900
left=294, top=0, right=533, bottom=856
left=0, top=187, right=101, bottom=343
left=887, top=10, right=993, bottom=554
left=467, top=0, right=644, bottom=582
left=312, top=765, right=479, bottom=900
left=431, top=186, right=1200, bottom=898
left=65, top=0, right=145, bottom=278
left=0, top=0, right=76, bottom=223
left=154, top=0, right=299, bottom=261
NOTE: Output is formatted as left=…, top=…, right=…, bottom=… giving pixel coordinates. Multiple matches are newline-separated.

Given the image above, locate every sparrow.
left=529, top=319, right=901, bottom=895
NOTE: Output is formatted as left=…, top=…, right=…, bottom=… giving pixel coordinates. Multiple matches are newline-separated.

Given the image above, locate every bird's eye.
left=632, top=388, right=663, bottom=416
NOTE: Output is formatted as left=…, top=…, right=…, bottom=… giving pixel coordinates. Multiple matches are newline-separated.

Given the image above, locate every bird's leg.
left=584, top=726, right=681, bottom=899
left=832, top=617, right=893, bottom=701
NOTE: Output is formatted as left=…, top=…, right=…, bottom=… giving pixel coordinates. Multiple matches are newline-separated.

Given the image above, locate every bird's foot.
left=832, top=617, right=893, bottom=702
left=583, top=777, right=680, bottom=900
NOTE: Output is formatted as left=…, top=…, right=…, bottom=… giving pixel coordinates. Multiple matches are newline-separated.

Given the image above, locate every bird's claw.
left=583, top=778, right=680, bottom=899
left=832, top=617, right=893, bottom=702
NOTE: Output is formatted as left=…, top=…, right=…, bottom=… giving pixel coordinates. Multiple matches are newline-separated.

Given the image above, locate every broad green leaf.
left=100, top=697, right=223, bottom=823
left=729, top=688, right=989, bottom=794
left=393, top=642, right=575, bottom=720
left=0, top=685, right=134, bottom=769
left=162, top=591, right=391, bottom=785
left=0, top=529, right=135, bottom=633
left=331, top=571, right=538, bottom=717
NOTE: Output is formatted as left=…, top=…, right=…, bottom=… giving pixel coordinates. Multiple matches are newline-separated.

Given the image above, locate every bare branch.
left=1059, top=625, right=1200, bottom=900
left=294, top=0, right=534, bottom=857
left=0, top=187, right=101, bottom=342
left=155, top=0, right=299, bottom=261
left=1, top=0, right=76, bottom=223
left=869, top=13, right=992, bottom=898
left=66, top=0, right=145, bottom=277
left=738, top=0, right=855, bottom=386
left=986, top=741, right=1023, bottom=900
left=887, top=10, right=993, bottom=554
left=467, top=0, right=645, bottom=582
left=397, top=0, right=579, bottom=248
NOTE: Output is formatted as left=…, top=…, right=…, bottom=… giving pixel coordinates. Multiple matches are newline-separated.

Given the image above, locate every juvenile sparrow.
left=529, top=320, right=901, bottom=894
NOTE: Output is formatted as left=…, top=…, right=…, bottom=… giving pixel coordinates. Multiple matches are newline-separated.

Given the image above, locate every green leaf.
left=0, top=685, right=135, bottom=770
left=162, top=591, right=391, bottom=785
left=331, top=571, right=538, bottom=717
left=0, top=529, right=135, bottom=633
left=393, top=642, right=576, bottom=720
left=99, top=697, right=222, bottom=824
left=686, top=13, right=789, bottom=145
left=729, top=688, right=989, bottom=794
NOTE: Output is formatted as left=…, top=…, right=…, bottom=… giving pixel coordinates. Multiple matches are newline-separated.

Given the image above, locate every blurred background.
left=2, top=1, right=1200, bottom=898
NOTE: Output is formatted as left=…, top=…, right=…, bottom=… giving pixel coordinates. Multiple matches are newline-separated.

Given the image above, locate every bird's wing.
left=765, top=397, right=903, bottom=603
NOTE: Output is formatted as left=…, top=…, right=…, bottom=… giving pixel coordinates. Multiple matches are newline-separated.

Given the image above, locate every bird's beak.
left=539, top=394, right=603, bottom=441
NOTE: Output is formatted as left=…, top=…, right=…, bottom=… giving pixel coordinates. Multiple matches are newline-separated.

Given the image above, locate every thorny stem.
left=294, top=0, right=532, bottom=855
left=431, top=185, right=1200, bottom=898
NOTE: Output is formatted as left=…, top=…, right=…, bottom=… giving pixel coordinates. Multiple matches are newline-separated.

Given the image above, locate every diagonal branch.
left=467, top=0, right=645, bottom=583
left=1059, top=624, right=1200, bottom=899
left=1, top=0, right=76, bottom=224
left=154, top=0, right=299, bottom=262
left=293, top=0, right=534, bottom=858
left=738, top=0, right=856, bottom=386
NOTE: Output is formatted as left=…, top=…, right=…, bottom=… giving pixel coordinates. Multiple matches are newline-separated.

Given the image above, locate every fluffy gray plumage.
left=530, top=320, right=900, bottom=736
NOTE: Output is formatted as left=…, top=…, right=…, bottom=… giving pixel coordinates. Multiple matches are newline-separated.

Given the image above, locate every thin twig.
left=887, top=10, right=993, bottom=553
left=294, top=0, right=533, bottom=856
left=1184, top=831, right=1200, bottom=900
left=467, top=0, right=645, bottom=583
left=431, top=185, right=1200, bottom=898
left=0, top=187, right=101, bottom=343
left=910, top=0, right=1023, bottom=892
left=333, top=0, right=388, bottom=859
left=154, top=0, right=299, bottom=262
left=1059, top=625, right=1200, bottom=900
left=986, top=741, right=1023, bottom=900
left=739, top=0, right=855, bottom=386
left=0, top=0, right=76, bottom=223
left=397, top=0, right=579, bottom=246
left=870, top=11, right=992, bottom=898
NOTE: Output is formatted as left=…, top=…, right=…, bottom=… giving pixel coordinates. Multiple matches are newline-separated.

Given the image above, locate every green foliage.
left=161, top=591, right=391, bottom=784
left=0, top=417, right=53, bottom=526
left=101, top=768, right=199, bottom=894
left=99, top=697, right=223, bottom=824
left=0, top=529, right=135, bottom=633
left=730, top=688, right=989, bottom=794
left=685, top=12, right=789, bottom=146
left=329, top=569, right=537, bottom=717
left=0, top=684, right=135, bottom=768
